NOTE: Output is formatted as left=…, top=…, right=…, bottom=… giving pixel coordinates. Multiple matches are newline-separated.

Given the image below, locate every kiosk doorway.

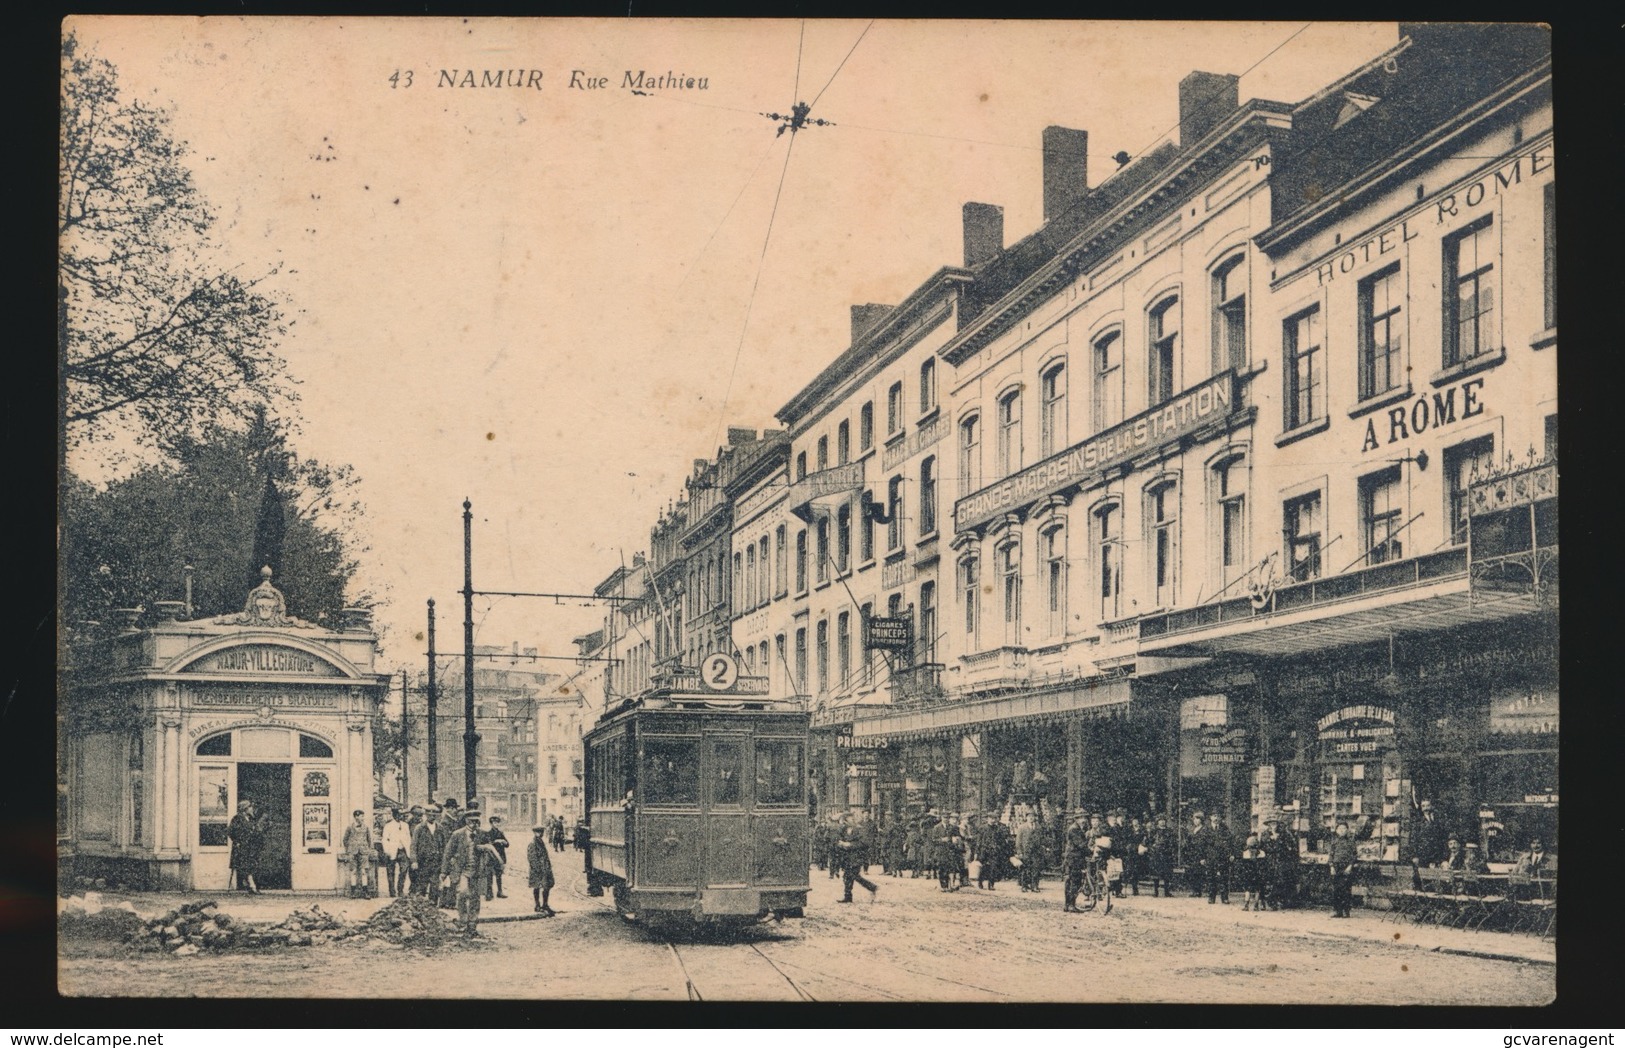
left=238, top=762, right=292, bottom=890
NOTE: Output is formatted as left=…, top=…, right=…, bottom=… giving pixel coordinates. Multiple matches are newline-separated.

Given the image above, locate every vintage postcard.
left=58, top=18, right=1557, bottom=1003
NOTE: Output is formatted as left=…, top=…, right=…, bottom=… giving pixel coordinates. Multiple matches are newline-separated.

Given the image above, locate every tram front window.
left=755, top=741, right=804, bottom=806
left=642, top=738, right=699, bottom=806
left=713, top=741, right=743, bottom=806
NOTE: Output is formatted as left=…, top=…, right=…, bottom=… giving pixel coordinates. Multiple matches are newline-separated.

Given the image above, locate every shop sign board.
left=1317, top=704, right=1398, bottom=758
left=1200, top=725, right=1249, bottom=764
left=954, top=371, right=1234, bottom=532
left=864, top=616, right=913, bottom=651
left=302, top=802, right=330, bottom=848
left=184, top=645, right=342, bottom=676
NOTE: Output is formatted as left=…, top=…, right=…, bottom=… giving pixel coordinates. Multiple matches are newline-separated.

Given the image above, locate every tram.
left=582, top=653, right=812, bottom=924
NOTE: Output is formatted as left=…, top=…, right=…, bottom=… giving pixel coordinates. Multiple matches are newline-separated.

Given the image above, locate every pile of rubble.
left=361, top=895, right=465, bottom=948
left=60, top=893, right=472, bottom=956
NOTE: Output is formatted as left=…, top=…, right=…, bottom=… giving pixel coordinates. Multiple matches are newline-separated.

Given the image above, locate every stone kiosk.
left=62, top=570, right=389, bottom=891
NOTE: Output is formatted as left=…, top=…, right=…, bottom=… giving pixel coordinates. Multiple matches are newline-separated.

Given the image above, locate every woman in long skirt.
left=527, top=824, right=555, bottom=916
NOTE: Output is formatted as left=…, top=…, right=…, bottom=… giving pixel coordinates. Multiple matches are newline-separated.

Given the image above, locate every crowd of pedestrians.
left=811, top=804, right=1315, bottom=916
left=315, top=799, right=583, bottom=935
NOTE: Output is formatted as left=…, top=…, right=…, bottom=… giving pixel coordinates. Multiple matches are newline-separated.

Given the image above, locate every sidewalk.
left=1085, top=887, right=1555, bottom=965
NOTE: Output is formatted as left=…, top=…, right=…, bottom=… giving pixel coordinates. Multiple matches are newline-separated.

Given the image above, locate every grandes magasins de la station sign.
left=954, top=371, right=1237, bottom=533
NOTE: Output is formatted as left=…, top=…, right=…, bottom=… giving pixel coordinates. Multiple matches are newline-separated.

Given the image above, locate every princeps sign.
left=954, top=371, right=1236, bottom=532
left=864, top=616, right=913, bottom=651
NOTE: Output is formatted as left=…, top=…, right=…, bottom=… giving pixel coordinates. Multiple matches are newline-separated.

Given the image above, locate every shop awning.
left=850, top=676, right=1134, bottom=742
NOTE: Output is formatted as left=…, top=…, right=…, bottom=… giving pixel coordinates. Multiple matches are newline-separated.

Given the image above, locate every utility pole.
left=399, top=668, right=409, bottom=804
left=426, top=598, right=438, bottom=801
left=462, top=499, right=479, bottom=805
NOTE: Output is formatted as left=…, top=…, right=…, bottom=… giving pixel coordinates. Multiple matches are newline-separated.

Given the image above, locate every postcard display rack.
left=1317, top=761, right=1406, bottom=860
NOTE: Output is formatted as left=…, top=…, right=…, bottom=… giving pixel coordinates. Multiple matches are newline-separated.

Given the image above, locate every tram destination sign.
left=954, top=371, right=1235, bottom=532
left=864, top=616, right=913, bottom=652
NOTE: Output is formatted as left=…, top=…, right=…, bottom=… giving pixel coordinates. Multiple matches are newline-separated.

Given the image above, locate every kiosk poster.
left=302, top=803, right=330, bottom=847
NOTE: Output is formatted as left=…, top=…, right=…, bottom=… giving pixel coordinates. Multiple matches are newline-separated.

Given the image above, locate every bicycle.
left=1076, top=860, right=1113, bottom=914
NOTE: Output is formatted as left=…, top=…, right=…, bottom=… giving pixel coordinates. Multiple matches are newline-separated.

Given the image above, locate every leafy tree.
left=59, top=31, right=296, bottom=469
left=61, top=419, right=371, bottom=628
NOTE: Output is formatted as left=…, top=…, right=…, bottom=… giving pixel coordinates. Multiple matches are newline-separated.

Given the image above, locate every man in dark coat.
left=1061, top=813, right=1090, bottom=912
left=1328, top=820, right=1359, bottom=918
left=227, top=800, right=263, bottom=894
left=833, top=813, right=879, bottom=903
left=1145, top=815, right=1174, bottom=897
left=1203, top=812, right=1233, bottom=904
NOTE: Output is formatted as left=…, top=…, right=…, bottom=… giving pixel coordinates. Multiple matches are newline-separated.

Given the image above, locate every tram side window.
left=642, top=738, right=699, bottom=806
left=755, top=740, right=804, bottom=806
left=713, top=741, right=743, bottom=806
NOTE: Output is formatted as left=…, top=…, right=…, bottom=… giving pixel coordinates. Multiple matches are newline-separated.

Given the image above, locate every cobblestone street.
left=58, top=866, right=1554, bottom=1003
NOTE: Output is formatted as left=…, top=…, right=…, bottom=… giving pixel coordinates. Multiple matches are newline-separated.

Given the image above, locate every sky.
left=64, top=17, right=1400, bottom=677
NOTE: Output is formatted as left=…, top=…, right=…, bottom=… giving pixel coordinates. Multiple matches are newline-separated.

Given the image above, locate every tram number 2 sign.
left=701, top=652, right=740, bottom=692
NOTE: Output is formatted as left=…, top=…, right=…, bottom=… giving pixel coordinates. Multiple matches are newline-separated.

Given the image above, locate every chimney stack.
left=1041, top=127, right=1089, bottom=221
left=962, top=202, right=1005, bottom=267
left=850, top=304, right=893, bottom=343
left=726, top=427, right=758, bottom=446
left=1178, top=71, right=1239, bottom=146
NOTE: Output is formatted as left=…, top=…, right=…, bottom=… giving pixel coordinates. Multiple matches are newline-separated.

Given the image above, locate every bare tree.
left=59, top=32, right=296, bottom=469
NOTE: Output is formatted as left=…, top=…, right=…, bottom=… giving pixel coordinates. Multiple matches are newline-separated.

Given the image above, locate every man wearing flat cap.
left=442, top=807, right=501, bottom=935
left=1411, top=798, right=1450, bottom=869
left=410, top=805, right=446, bottom=899
left=341, top=809, right=374, bottom=898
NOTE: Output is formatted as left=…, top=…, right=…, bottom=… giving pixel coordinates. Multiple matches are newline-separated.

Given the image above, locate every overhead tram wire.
left=709, top=20, right=810, bottom=451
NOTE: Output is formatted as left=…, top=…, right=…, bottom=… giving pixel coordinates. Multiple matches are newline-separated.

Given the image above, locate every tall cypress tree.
left=251, top=468, right=286, bottom=583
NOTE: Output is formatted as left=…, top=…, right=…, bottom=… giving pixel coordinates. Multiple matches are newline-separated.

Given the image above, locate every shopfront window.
left=712, top=740, right=743, bottom=807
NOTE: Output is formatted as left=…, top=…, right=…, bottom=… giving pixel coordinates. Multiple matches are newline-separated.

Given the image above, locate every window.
left=919, top=456, right=937, bottom=536
left=795, top=529, right=807, bottom=592
left=997, top=390, right=1022, bottom=475
left=959, top=415, right=981, bottom=491
left=1146, top=481, right=1179, bottom=608
left=960, top=553, right=981, bottom=646
left=745, top=645, right=756, bottom=675
left=860, top=401, right=874, bottom=451
left=1044, top=526, right=1067, bottom=637
left=1444, top=216, right=1496, bottom=366
left=837, top=420, right=851, bottom=465
left=837, top=611, right=851, bottom=687
left=859, top=602, right=875, bottom=681
left=712, top=740, right=742, bottom=806
left=815, top=517, right=830, bottom=583
left=999, top=541, right=1022, bottom=644
left=1544, top=413, right=1558, bottom=463
left=887, top=476, right=904, bottom=551
left=816, top=435, right=829, bottom=472
left=1445, top=436, right=1496, bottom=545
left=794, top=627, right=807, bottom=692
left=1214, top=455, right=1248, bottom=590
left=775, top=633, right=787, bottom=690
left=1543, top=182, right=1555, bottom=331
left=1359, top=264, right=1404, bottom=399
left=836, top=504, right=852, bottom=572
left=859, top=492, right=874, bottom=562
left=196, top=733, right=232, bottom=757
left=1212, top=256, right=1247, bottom=373
left=816, top=619, right=829, bottom=694
left=1284, top=306, right=1324, bottom=429
left=795, top=451, right=807, bottom=481
left=918, top=583, right=936, bottom=663
left=1095, top=504, right=1123, bottom=621
left=887, top=381, right=904, bottom=435
left=299, top=734, right=333, bottom=759
left=1093, top=331, right=1124, bottom=430
left=755, top=740, right=803, bottom=806
left=642, top=738, right=699, bottom=806
left=774, top=525, right=787, bottom=596
left=920, top=358, right=937, bottom=415
left=745, top=545, right=756, bottom=609
left=197, top=765, right=230, bottom=846
left=1149, top=296, right=1180, bottom=405
left=1040, top=362, right=1067, bottom=458
left=1284, top=492, right=1323, bottom=582
left=1360, top=466, right=1405, bottom=565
